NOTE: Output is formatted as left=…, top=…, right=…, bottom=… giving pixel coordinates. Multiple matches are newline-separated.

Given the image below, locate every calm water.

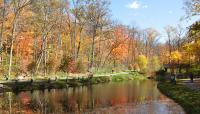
left=0, top=80, right=185, bottom=114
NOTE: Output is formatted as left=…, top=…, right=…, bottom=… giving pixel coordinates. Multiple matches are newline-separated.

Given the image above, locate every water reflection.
left=0, top=80, right=185, bottom=114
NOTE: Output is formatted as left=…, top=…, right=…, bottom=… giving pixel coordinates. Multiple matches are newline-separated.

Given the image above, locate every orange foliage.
left=14, top=32, right=34, bottom=70
left=111, top=27, right=128, bottom=60
left=112, top=44, right=128, bottom=60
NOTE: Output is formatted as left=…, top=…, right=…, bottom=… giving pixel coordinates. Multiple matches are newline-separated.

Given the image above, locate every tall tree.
left=85, top=0, right=110, bottom=70
left=164, top=26, right=176, bottom=64
left=0, top=0, right=6, bottom=65
left=184, top=0, right=200, bottom=17
left=8, top=0, right=32, bottom=78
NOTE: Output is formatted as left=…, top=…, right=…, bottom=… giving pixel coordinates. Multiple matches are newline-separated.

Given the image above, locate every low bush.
left=76, top=60, right=86, bottom=73
left=58, top=55, right=76, bottom=73
left=27, top=61, right=37, bottom=75
left=188, top=68, right=200, bottom=77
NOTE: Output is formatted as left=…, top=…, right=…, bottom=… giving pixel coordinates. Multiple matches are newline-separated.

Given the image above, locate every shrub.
left=76, top=60, right=85, bottom=73
left=128, top=64, right=133, bottom=70
left=188, top=68, right=200, bottom=76
left=0, top=67, right=6, bottom=75
left=58, top=55, right=76, bottom=73
left=137, top=55, right=148, bottom=72
left=27, top=61, right=37, bottom=75
left=46, top=58, right=58, bottom=74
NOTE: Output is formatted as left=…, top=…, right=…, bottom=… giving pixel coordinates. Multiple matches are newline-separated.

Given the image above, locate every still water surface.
left=0, top=80, right=185, bottom=114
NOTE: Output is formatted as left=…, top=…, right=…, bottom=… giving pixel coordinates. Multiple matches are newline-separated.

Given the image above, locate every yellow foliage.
left=171, top=51, right=182, bottom=62
left=194, top=40, right=200, bottom=49
left=152, top=56, right=160, bottom=71
left=137, top=55, right=148, bottom=70
left=183, top=43, right=193, bottom=53
left=183, top=39, right=200, bottom=57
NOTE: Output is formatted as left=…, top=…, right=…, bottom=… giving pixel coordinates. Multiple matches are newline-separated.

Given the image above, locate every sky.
left=110, top=0, right=199, bottom=41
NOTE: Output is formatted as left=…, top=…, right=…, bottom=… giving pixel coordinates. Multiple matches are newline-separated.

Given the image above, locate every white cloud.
left=126, top=1, right=148, bottom=10
left=127, top=1, right=140, bottom=9
left=168, top=10, right=173, bottom=14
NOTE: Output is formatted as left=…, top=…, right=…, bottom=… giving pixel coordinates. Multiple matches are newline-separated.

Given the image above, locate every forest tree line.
left=0, top=0, right=199, bottom=78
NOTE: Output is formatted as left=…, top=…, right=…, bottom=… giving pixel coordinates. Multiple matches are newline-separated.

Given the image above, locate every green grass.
left=111, top=71, right=146, bottom=82
left=1, top=71, right=147, bottom=93
left=158, top=82, right=200, bottom=114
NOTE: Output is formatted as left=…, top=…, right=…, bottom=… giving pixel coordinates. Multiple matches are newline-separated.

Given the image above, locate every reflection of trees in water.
left=0, top=80, right=185, bottom=114
left=3, top=82, right=156, bottom=114
left=58, top=86, right=95, bottom=113
left=28, top=90, right=65, bottom=114
left=29, top=91, right=48, bottom=113
left=27, top=87, right=94, bottom=113
left=0, top=92, right=12, bottom=113
left=0, top=92, right=33, bottom=113
left=59, top=88, right=79, bottom=113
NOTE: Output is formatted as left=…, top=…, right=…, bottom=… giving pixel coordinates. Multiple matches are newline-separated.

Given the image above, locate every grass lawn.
left=158, top=82, right=200, bottom=114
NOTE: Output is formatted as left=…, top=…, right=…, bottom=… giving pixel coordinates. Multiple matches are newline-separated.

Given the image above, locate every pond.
left=0, top=80, right=185, bottom=114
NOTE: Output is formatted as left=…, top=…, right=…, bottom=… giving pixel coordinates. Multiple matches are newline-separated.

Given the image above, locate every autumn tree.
left=0, top=0, right=7, bottom=65
left=84, top=0, right=110, bottom=71
left=171, top=51, right=182, bottom=63
left=111, top=26, right=128, bottom=67
left=184, top=0, right=200, bottom=17
left=137, top=55, right=148, bottom=72
left=0, top=0, right=178, bottom=77
left=164, top=26, right=178, bottom=64
left=30, top=0, right=66, bottom=76
left=71, top=0, right=87, bottom=61
left=151, top=56, right=161, bottom=72
left=8, top=0, right=32, bottom=78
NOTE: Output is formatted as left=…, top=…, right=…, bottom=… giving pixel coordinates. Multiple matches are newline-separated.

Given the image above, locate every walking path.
left=179, top=78, right=200, bottom=91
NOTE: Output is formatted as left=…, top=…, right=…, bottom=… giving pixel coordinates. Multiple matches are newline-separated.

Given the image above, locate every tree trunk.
left=42, top=34, right=47, bottom=77
left=77, top=28, right=83, bottom=59
left=90, top=26, right=96, bottom=70
left=8, top=14, right=18, bottom=78
left=73, top=19, right=77, bottom=61
left=0, top=0, right=6, bottom=65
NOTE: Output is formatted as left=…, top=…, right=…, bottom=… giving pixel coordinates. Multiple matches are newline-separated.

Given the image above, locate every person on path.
left=189, top=73, right=194, bottom=83
left=171, top=73, right=176, bottom=84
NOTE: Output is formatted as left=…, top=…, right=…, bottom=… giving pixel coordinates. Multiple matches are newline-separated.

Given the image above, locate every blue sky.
left=110, top=0, right=199, bottom=37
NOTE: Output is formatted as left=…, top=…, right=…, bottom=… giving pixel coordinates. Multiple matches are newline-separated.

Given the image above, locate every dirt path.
left=179, top=78, right=200, bottom=91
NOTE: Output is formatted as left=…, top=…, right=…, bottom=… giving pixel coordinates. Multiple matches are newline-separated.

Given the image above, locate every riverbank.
left=158, top=82, right=200, bottom=114
left=0, top=71, right=146, bottom=93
